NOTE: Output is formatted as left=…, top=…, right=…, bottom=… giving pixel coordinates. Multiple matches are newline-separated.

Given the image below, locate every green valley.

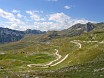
left=0, top=22, right=104, bottom=78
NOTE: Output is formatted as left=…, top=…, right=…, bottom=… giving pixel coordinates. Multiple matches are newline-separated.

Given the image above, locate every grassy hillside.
left=0, top=23, right=104, bottom=78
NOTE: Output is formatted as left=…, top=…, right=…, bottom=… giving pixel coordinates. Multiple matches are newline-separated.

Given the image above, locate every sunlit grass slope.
left=0, top=23, right=104, bottom=78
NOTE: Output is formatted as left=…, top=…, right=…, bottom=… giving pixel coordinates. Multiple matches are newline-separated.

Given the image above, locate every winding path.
left=70, top=40, right=82, bottom=48
left=27, top=49, right=64, bottom=68
left=51, top=54, right=69, bottom=66
left=27, top=40, right=83, bottom=68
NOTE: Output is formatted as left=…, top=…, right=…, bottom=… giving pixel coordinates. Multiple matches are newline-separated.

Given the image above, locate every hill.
left=0, top=22, right=99, bottom=43
left=0, top=22, right=104, bottom=78
left=0, top=27, right=45, bottom=43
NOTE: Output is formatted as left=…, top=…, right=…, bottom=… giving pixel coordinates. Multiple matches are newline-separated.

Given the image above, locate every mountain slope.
left=58, top=22, right=95, bottom=37
left=0, top=22, right=97, bottom=43
left=0, top=22, right=104, bottom=78
left=0, top=27, right=45, bottom=43
left=0, top=27, right=24, bottom=43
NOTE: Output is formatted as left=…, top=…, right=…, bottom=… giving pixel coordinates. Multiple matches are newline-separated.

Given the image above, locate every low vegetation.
left=0, top=22, right=104, bottom=78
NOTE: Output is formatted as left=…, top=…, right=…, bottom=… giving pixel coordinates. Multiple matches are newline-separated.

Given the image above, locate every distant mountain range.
left=0, top=28, right=45, bottom=43
left=0, top=22, right=103, bottom=43
left=42, top=22, right=96, bottom=41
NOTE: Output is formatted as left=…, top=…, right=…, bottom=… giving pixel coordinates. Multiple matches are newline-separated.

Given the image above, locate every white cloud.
left=34, top=22, right=62, bottom=31
left=0, top=9, right=24, bottom=24
left=0, top=9, right=92, bottom=31
left=17, top=14, right=23, bottom=18
left=49, top=12, right=89, bottom=25
left=12, top=9, right=20, bottom=13
left=64, top=5, right=71, bottom=9
left=33, top=12, right=89, bottom=31
left=26, top=10, right=45, bottom=21
left=0, top=8, right=24, bottom=30
left=72, top=19, right=89, bottom=25
left=49, top=12, right=71, bottom=23
left=5, top=21, right=30, bottom=30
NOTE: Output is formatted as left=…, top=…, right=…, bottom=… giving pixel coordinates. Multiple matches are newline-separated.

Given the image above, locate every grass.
left=0, top=53, right=55, bottom=70
left=34, top=61, right=104, bottom=78
left=0, top=28, right=104, bottom=78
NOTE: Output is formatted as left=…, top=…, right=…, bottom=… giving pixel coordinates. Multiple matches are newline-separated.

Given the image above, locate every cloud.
left=17, top=14, right=23, bottom=18
left=0, top=8, right=24, bottom=30
left=49, top=13, right=71, bottom=23
left=34, top=22, right=63, bottom=31
left=0, top=9, right=24, bottom=24
left=49, top=12, right=89, bottom=25
left=5, top=21, right=30, bottom=30
left=64, top=5, right=71, bottom=9
left=26, top=10, right=45, bottom=21
left=33, top=12, right=89, bottom=31
left=0, top=9, right=92, bottom=31
left=12, top=9, right=20, bottom=13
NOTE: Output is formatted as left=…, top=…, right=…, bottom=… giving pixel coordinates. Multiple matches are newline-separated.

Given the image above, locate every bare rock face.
left=86, top=22, right=95, bottom=32
left=0, top=27, right=45, bottom=43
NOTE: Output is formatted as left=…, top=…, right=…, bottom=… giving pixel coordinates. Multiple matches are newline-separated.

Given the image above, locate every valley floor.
left=0, top=35, right=104, bottom=78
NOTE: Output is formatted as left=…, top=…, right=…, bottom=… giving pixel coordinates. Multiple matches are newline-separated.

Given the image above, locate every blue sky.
left=0, top=0, right=104, bottom=31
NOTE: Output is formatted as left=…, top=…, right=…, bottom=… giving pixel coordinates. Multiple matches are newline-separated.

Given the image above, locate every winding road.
left=27, top=40, right=83, bottom=68
left=51, top=54, right=69, bottom=66
left=27, top=49, right=68, bottom=68
left=70, top=40, right=82, bottom=48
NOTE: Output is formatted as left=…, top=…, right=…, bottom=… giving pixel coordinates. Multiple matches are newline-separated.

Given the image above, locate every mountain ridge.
left=0, top=27, right=45, bottom=43
left=0, top=22, right=103, bottom=43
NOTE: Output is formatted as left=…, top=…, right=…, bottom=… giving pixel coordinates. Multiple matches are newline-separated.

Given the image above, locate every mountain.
left=0, top=27, right=24, bottom=43
left=0, top=22, right=104, bottom=78
left=38, top=22, right=96, bottom=42
left=0, top=27, right=45, bottom=43
left=24, top=29, right=46, bottom=34
left=58, top=22, right=95, bottom=37
left=0, top=22, right=102, bottom=43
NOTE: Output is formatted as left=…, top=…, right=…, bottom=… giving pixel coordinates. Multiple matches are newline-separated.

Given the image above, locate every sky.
left=0, top=0, right=104, bottom=31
